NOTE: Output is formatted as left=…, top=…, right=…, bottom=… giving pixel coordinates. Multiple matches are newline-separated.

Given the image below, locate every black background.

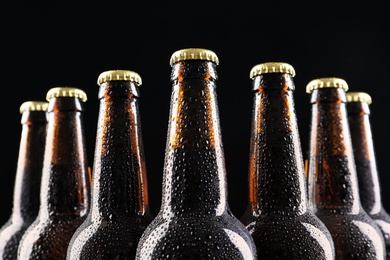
left=1, top=1, right=390, bottom=225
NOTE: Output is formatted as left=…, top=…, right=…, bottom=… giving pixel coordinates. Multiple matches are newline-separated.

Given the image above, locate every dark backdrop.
left=1, top=1, right=390, bottom=225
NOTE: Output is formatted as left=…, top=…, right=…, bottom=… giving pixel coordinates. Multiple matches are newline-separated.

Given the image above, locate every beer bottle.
left=135, top=48, right=257, bottom=260
left=0, top=101, right=48, bottom=259
left=18, top=87, right=91, bottom=259
left=346, top=91, right=390, bottom=258
left=239, top=62, right=335, bottom=259
left=306, top=78, right=386, bottom=259
left=66, top=70, right=154, bottom=259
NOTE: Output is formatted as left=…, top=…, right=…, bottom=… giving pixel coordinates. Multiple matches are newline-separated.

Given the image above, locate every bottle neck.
left=248, top=74, right=307, bottom=215
left=39, top=98, right=90, bottom=218
left=347, top=102, right=382, bottom=214
left=161, top=61, right=228, bottom=217
left=91, top=82, right=150, bottom=218
left=308, top=88, right=361, bottom=213
left=12, top=111, right=47, bottom=223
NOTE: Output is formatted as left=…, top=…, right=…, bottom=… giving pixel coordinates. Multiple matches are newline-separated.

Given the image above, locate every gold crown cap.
left=250, top=62, right=296, bottom=79
left=306, top=77, right=349, bottom=94
left=170, top=48, right=219, bottom=66
left=346, top=91, right=372, bottom=105
left=19, top=101, right=49, bottom=114
left=97, top=70, right=142, bottom=86
left=46, top=87, right=88, bottom=102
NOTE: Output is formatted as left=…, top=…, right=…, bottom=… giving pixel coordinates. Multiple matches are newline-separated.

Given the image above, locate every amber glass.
left=346, top=92, right=390, bottom=258
left=67, top=70, right=154, bottom=259
left=306, top=78, right=386, bottom=259
left=135, top=48, right=257, bottom=259
left=18, top=87, right=91, bottom=259
left=239, top=62, right=335, bottom=259
left=0, top=101, right=48, bottom=259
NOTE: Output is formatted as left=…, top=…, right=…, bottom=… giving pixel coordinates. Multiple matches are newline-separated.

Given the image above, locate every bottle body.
left=306, top=79, right=385, bottom=259
left=135, top=49, right=257, bottom=259
left=18, top=88, right=91, bottom=259
left=67, top=70, right=154, bottom=259
left=240, top=63, right=334, bottom=259
left=0, top=101, right=48, bottom=259
left=346, top=92, right=390, bottom=258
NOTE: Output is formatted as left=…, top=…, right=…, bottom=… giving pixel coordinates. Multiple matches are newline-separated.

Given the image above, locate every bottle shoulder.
left=315, top=208, right=385, bottom=241
left=67, top=214, right=153, bottom=259
left=18, top=215, right=87, bottom=258
left=250, top=215, right=335, bottom=260
left=371, top=207, right=390, bottom=222
left=0, top=218, right=29, bottom=236
left=20, top=214, right=86, bottom=240
left=317, top=210, right=386, bottom=259
left=0, top=222, right=27, bottom=259
left=136, top=213, right=255, bottom=254
left=246, top=211, right=333, bottom=238
left=369, top=208, right=390, bottom=239
left=146, top=211, right=248, bottom=228
left=70, top=212, right=153, bottom=237
left=136, top=213, right=256, bottom=259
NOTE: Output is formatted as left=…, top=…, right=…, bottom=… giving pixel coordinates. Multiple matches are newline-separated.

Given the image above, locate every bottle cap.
left=170, top=48, right=219, bottom=66
left=97, top=70, right=142, bottom=86
left=46, top=87, right=88, bottom=102
left=306, top=77, right=349, bottom=94
left=249, top=62, right=296, bottom=79
left=19, top=101, right=49, bottom=114
left=346, top=91, right=372, bottom=104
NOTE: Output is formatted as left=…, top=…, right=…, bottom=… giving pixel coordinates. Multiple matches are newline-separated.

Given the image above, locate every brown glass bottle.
left=346, top=91, right=390, bottom=258
left=135, top=48, right=257, bottom=260
left=66, top=70, right=154, bottom=259
left=239, top=62, right=335, bottom=259
left=0, top=101, right=48, bottom=259
left=306, top=78, right=386, bottom=259
left=18, top=87, right=91, bottom=260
